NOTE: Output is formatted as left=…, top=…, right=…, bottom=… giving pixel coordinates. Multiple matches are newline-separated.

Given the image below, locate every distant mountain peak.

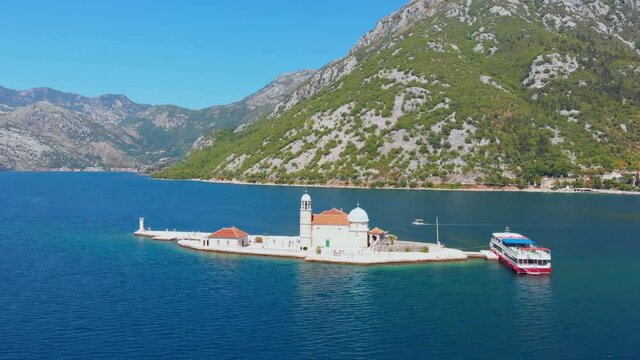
left=0, top=69, right=312, bottom=170
left=244, top=69, right=316, bottom=110
left=351, top=0, right=444, bottom=54
left=273, top=69, right=316, bottom=82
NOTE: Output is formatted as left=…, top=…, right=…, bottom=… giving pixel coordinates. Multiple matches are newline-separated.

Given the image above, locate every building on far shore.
left=299, top=192, right=373, bottom=249
left=201, top=226, right=249, bottom=248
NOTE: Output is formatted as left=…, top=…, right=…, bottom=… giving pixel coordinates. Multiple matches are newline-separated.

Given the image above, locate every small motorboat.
left=412, top=218, right=427, bottom=226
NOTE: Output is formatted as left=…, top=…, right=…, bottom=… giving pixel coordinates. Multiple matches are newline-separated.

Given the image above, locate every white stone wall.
left=256, top=235, right=304, bottom=250
left=349, top=231, right=369, bottom=248
left=311, top=224, right=368, bottom=249
left=200, top=237, right=243, bottom=249
left=349, top=223, right=370, bottom=248
left=312, top=225, right=348, bottom=248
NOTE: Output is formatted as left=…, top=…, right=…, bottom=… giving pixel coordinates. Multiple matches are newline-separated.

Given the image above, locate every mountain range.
left=158, top=0, right=640, bottom=187
left=0, top=70, right=315, bottom=170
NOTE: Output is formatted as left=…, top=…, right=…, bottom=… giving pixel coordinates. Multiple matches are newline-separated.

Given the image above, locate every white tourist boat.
left=489, top=229, right=552, bottom=275
left=412, top=218, right=427, bottom=225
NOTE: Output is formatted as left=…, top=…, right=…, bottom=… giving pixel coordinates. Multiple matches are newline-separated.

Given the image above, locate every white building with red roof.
left=369, top=227, right=389, bottom=245
left=299, top=192, right=370, bottom=249
left=200, top=226, right=250, bottom=249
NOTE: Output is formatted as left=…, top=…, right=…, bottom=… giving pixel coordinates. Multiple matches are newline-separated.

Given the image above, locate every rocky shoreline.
left=5, top=169, right=639, bottom=195
left=155, top=176, right=640, bottom=196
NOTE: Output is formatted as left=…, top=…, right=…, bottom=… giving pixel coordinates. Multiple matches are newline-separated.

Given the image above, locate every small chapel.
left=299, top=192, right=373, bottom=249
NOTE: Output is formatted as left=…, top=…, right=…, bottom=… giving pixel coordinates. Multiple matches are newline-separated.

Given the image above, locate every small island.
left=134, top=192, right=497, bottom=265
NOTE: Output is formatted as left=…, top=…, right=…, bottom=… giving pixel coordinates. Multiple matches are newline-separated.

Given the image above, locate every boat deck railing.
left=513, top=249, right=551, bottom=260
left=496, top=244, right=550, bottom=260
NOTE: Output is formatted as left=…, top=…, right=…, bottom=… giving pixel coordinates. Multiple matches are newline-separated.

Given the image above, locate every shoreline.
left=3, top=169, right=638, bottom=196
left=3, top=168, right=140, bottom=173
left=135, top=229, right=471, bottom=265
left=176, top=239, right=469, bottom=266
left=177, top=243, right=468, bottom=266
left=152, top=176, right=640, bottom=196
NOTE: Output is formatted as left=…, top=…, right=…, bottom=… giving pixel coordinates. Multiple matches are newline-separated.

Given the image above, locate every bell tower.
left=299, top=191, right=312, bottom=248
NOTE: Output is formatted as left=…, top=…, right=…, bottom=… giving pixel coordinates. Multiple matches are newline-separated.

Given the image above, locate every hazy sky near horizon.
left=0, top=0, right=407, bottom=109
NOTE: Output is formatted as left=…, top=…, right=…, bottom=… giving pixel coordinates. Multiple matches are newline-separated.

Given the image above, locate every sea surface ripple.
left=1, top=172, right=639, bottom=359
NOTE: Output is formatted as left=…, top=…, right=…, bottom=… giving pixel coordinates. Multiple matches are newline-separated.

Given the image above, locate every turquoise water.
left=1, top=172, right=638, bottom=359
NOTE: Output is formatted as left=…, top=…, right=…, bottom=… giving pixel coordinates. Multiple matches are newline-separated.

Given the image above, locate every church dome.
left=348, top=207, right=369, bottom=223
left=301, top=192, right=311, bottom=202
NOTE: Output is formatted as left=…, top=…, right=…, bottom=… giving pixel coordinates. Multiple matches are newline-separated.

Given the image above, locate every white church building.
left=299, top=192, right=371, bottom=249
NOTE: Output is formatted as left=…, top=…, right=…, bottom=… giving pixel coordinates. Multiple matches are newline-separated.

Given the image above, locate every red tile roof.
left=312, top=208, right=349, bottom=226
left=320, top=208, right=347, bottom=215
left=208, top=226, right=249, bottom=239
left=369, top=227, right=386, bottom=235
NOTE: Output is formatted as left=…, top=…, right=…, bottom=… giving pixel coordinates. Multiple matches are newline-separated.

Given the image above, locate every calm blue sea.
left=1, top=172, right=639, bottom=359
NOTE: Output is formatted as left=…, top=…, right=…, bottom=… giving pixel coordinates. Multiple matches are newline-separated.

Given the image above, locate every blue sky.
left=0, top=0, right=407, bottom=109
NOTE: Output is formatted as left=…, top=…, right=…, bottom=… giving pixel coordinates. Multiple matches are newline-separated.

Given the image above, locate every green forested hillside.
left=158, top=0, right=640, bottom=188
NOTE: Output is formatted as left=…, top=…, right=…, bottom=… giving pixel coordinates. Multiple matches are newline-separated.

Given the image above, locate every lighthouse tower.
left=299, top=191, right=312, bottom=248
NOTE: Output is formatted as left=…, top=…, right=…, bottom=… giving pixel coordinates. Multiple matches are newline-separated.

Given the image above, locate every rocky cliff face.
left=160, top=0, right=640, bottom=187
left=0, top=69, right=314, bottom=170
left=0, top=101, right=138, bottom=169
left=270, top=0, right=445, bottom=117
